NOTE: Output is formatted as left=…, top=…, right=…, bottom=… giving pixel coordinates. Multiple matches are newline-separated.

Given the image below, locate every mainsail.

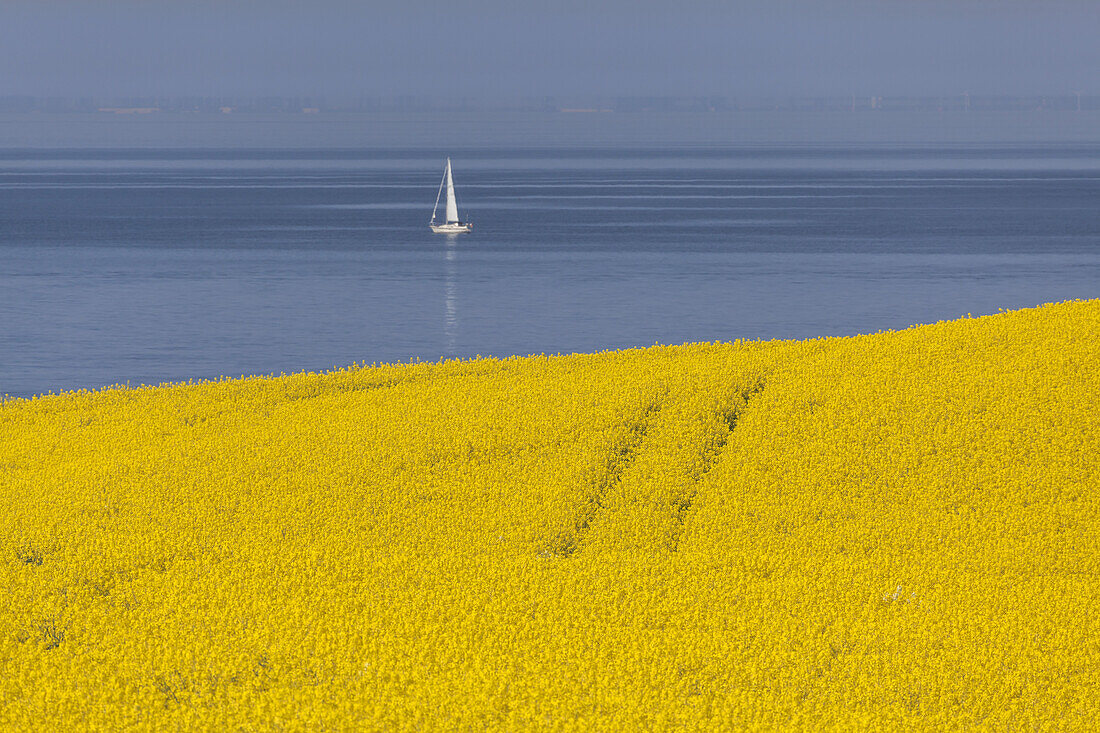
left=444, top=158, right=459, bottom=224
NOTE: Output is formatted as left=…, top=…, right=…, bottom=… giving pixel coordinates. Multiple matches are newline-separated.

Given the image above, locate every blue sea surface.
left=1, top=145, right=1098, bottom=397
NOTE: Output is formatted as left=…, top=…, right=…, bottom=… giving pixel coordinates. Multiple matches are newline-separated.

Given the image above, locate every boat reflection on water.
left=444, top=236, right=458, bottom=356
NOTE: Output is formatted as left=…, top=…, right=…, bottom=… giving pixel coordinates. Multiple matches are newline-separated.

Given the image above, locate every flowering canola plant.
left=1, top=299, right=1098, bottom=730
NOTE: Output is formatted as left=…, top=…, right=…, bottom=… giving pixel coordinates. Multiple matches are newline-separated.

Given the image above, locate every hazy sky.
left=2, top=1, right=1097, bottom=98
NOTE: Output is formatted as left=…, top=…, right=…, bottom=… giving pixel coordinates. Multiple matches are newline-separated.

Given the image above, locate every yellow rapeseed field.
left=2, top=299, right=1098, bottom=730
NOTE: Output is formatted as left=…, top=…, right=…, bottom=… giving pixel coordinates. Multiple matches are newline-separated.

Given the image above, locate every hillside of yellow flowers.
left=2, top=299, right=1098, bottom=729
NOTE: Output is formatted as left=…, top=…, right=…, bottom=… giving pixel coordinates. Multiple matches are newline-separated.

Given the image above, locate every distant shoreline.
left=3, top=110, right=1100, bottom=149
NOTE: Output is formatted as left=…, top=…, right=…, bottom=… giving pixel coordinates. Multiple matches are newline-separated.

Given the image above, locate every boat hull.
left=430, top=223, right=473, bottom=234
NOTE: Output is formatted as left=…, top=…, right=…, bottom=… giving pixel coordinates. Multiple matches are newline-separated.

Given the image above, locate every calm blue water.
left=2, top=145, right=1098, bottom=398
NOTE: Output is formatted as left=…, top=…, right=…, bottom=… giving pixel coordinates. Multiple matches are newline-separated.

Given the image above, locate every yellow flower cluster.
left=2, top=299, right=1098, bottom=730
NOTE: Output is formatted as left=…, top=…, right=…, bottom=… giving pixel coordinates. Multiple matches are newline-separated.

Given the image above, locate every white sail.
left=444, top=158, right=459, bottom=224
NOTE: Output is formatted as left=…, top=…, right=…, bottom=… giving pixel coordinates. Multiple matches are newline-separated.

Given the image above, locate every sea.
left=2, top=114, right=1099, bottom=398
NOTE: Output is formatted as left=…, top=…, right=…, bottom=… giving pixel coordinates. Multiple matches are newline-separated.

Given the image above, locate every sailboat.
left=429, top=158, right=473, bottom=234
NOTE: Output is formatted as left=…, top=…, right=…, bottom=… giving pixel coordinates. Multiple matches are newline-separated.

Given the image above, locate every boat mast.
left=444, top=158, right=460, bottom=224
